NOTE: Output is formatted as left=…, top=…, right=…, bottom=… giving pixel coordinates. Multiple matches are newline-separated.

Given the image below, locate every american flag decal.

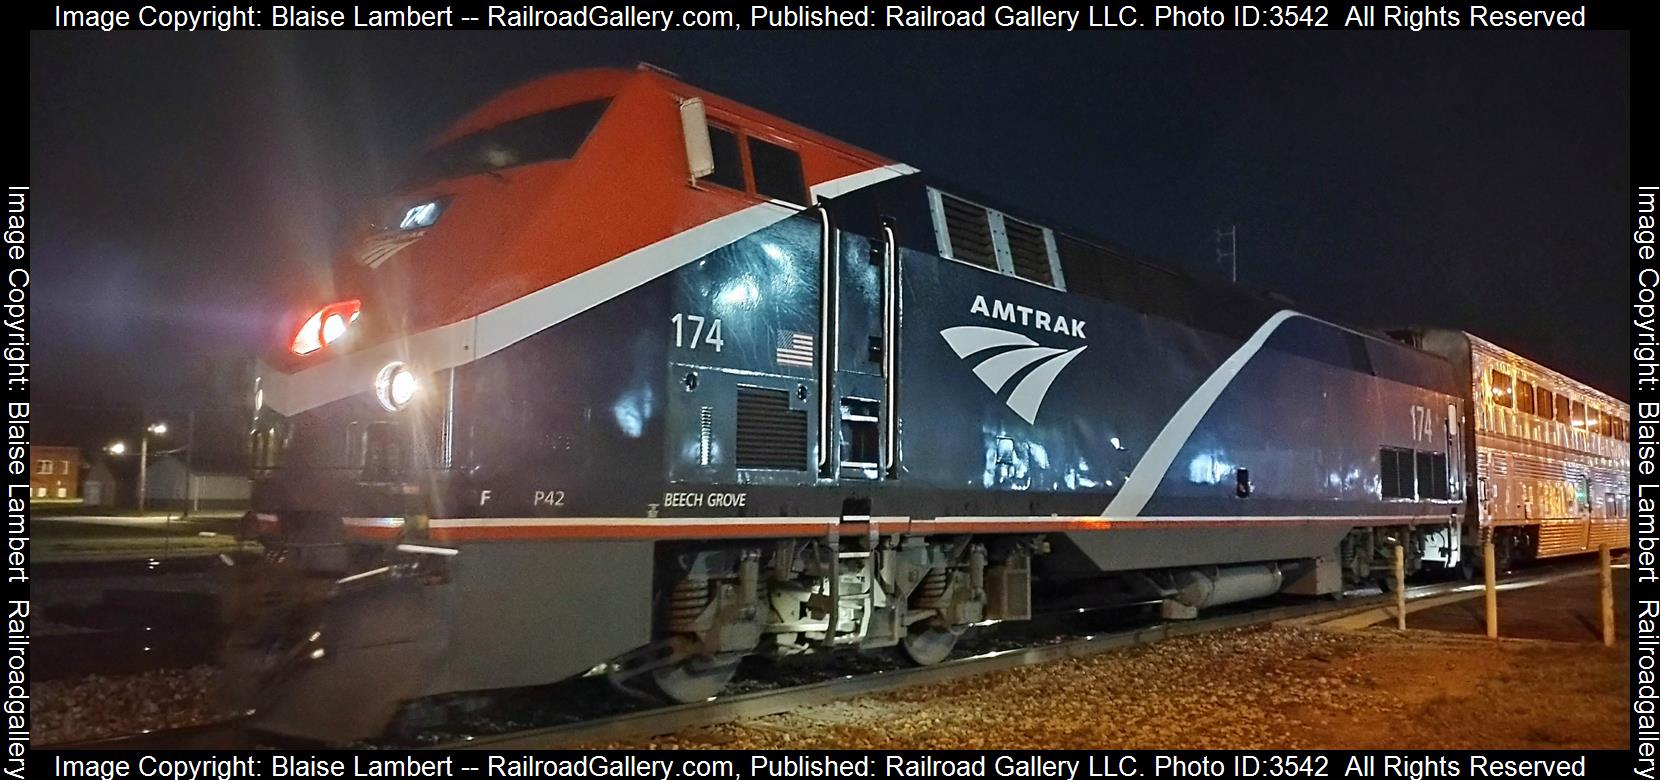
left=356, top=229, right=426, bottom=269
left=776, top=331, right=815, bottom=367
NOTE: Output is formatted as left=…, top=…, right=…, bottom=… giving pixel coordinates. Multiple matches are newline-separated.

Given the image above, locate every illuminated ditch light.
left=375, top=362, right=419, bottom=411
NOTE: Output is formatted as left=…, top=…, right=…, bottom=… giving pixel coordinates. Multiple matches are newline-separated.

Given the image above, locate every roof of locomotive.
left=431, top=65, right=890, bottom=170
left=420, top=67, right=1330, bottom=322
left=408, top=68, right=1463, bottom=368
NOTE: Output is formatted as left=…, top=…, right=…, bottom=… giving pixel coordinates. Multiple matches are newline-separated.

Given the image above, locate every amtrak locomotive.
left=236, top=66, right=1631, bottom=740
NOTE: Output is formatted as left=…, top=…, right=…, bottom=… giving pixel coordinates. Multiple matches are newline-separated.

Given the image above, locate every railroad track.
left=41, top=560, right=1603, bottom=751
left=42, top=717, right=254, bottom=750
left=439, top=559, right=1603, bottom=749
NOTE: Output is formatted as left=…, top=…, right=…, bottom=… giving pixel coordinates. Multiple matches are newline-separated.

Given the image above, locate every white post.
left=138, top=433, right=149, bottom=514
left=1601, top=543, right=1615, bottom=647
left=1394, top=543, right=1407, bottom=630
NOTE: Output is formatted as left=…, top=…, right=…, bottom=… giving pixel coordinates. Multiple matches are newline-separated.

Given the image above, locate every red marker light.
left=291, top=300, right=362, bottom=355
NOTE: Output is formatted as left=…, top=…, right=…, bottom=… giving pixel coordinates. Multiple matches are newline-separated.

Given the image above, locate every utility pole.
left=1216, top=224, right=1238, bottom=283
left=136, top=421, right=167, bottom=514
left=138, top=432, right=149, bottom=514
left=186, top=410, right=197, bottom=516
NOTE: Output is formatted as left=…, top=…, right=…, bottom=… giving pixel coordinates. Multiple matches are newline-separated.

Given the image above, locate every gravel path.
left=30, top=604, right=1627, bottom=748
left=33, top=666, right=234, bottom=745
left=594, top=625, right=1628, bottom=749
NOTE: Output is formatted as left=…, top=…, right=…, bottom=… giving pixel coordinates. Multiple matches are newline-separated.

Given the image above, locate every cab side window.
left=704, top=125, right=746, bottom=192
left=748, top=137, right=808, bottom=206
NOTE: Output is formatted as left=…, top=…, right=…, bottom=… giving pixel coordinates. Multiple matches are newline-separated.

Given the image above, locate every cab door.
left=817, top=211, right=900, bottom=484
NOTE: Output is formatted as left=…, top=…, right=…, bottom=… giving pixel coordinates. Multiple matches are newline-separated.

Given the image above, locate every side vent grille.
left=698, top=406, right=714, bottom=467
left=939, top=194, right=997, bottom=269
left=1003, top=217, right=1053, bottom=284
left=736, top=386, right=808, bottom=470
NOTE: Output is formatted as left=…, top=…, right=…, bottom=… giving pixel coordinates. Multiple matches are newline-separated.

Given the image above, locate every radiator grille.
left=736, top=386, right=808, bottom=470
left=940, top=194, right=997, bottom=269
left=1002, top=216, right=1052, bottom=284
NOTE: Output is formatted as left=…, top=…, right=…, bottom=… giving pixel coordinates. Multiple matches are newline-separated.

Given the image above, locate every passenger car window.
left=1489, top=369, right=1513, bottom=408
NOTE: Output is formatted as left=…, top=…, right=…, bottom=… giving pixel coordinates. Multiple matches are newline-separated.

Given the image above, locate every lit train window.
left=1489, top=369, right=1513, bottom=408
left=703, top=125, right=746, bottom=191
left=747, top=137, right=807, bottom=206
left=1554, top=393, right=1571, bottom=422
left=1535, top=387, right=1555, bottom=421
left=1515, top=379, right=1535, bottom=415
left=1570, top=400, right=1586, bottom=429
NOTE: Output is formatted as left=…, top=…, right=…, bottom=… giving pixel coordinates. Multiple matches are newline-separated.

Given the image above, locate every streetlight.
left=138, top=422, right=168, bottom=513
left=106, top=441, right=127, bottom=456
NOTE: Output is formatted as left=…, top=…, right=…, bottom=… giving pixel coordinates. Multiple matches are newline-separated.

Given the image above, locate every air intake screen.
left=1003, top=216, right=1053, bottom=285
left=940, top=195, right=998, bottom=269
left=736, top=386, right=808, bottom=470
left=1380, top=447, right=1413, bottom=499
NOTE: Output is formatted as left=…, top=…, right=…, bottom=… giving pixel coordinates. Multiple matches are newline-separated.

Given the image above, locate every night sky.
left=28, top=31, right=1631, bottom=447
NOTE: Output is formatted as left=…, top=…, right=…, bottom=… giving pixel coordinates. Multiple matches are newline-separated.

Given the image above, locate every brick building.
left=31, top=445, right=83, bottom=500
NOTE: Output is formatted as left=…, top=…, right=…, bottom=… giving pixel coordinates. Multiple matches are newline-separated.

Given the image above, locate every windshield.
left=404, top=98, right=611, bottom=187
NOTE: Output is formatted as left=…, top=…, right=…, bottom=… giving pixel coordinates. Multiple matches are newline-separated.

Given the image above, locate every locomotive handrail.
left=816, top=206, right=838, bottom=476
left=881, top=220, right=900, bottom=479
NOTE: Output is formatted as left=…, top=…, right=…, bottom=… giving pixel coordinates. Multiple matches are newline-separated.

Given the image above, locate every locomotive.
left=235, top=65, right=1631, bottom=741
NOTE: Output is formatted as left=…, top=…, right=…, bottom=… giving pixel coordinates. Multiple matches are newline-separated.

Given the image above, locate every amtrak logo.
left=356, top=229, right=427, bottom=269
left=942, top=313, right=1088, bottom=425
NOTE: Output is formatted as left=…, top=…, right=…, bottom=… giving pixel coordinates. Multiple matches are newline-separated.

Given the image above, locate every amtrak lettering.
left=943, top=295, right=1089, bottom=424
left=969, top=294, right=1085, bottom=339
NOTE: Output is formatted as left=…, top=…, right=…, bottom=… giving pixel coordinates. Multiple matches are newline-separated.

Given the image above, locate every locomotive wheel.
left=651, top=653, right=741, bottom=703
left=901, top=626, right=964, bottom=666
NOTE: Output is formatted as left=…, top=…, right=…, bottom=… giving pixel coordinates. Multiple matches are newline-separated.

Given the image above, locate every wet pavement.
left=33, top=557, right=235, bottom=680
left=1399, top=561, right=1627, bottom=643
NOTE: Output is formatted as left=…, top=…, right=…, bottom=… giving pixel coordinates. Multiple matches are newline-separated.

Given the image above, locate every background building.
left=143, top=454, right=251, bottom=511
left=81, top=460, right=119, bottom=507
left=30, top=445, right=82, bottom=501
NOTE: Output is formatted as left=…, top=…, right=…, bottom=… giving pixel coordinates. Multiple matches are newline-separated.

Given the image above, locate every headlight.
left=375, top=362, right=419, bottom=412
left=291, top=299, right=362, bottom=356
